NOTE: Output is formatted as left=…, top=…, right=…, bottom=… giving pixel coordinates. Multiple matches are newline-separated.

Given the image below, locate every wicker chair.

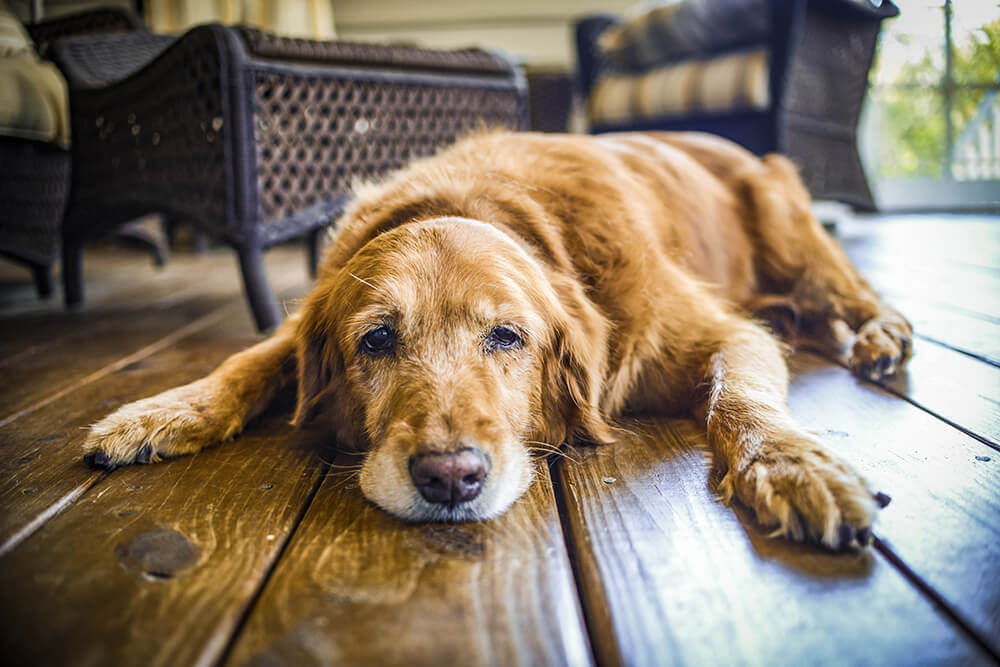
left=0, top=7, right=142, bottom=298
left=575, top=0, right=898, bottom=210
left=49, top=25, right=527, bottom=330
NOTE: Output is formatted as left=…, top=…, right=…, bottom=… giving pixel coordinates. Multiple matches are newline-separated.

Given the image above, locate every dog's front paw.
left=849, top=318, right=912, bottom=381
left=83, top=379, right=242, bottom=470
left=719, top=433, right=882, bottom=550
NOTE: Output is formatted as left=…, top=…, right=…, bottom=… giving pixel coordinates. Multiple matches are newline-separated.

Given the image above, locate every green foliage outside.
left=873, top=18, right=1000, bottom=179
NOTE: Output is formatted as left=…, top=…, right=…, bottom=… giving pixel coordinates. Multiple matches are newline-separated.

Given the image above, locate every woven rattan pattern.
left=782, top=14, right=880, bottom=130
left=64, top=27, right=230, bottom=237
left=53, top=32, right=175, bottom=88
left=252, top=72, right=524, bottom=223
left=238, top=28, right=512, bottom=76
left=0, top=139, right=68, bottom=263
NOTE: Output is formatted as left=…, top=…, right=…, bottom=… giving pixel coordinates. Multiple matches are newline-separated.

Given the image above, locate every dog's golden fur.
left=84, top=131, right=911, bottom=548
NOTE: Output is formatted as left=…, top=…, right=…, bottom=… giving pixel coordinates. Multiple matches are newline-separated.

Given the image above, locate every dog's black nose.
left=409, top=448, right=489, bottom=506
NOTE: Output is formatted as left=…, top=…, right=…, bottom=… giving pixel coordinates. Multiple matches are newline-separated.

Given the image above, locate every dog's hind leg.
left=745, top=155, right=912, bottom=380
left=83, top=313, right=300, bottom=469
left=692, top=316, right=880, bottom=549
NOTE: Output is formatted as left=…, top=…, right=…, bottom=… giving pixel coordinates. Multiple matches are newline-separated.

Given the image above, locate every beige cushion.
left=0, top=7, right=70, bottom=147
left=589, top=48, right=768, bottom=125
left=0, top=4, right=33, bottom=57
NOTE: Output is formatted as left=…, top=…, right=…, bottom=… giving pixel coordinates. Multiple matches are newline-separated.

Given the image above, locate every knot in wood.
left=118, top=527, right=199, bottom=581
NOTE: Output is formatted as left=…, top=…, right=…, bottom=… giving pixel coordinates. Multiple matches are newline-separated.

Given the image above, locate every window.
left=862, top=0, right=1000, bottom=210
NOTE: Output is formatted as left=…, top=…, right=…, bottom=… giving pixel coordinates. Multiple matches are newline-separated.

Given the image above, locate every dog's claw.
left=873, top=491, right=892, bottom=508
left=857, top=526, right=873, bottom=546
left=84, top=450, right=118, bottom=471
left=135, top=443, right=153, bottom=464
left=837, top=524, right=855, bottom=549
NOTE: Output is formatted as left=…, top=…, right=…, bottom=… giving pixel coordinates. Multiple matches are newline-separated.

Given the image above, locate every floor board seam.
left=812, top=351, right=1000, bottom=453
left=0, top=306, right=235, bottom=429
left=874, top=537, right=1000, bottom=662
left=212, top=458, right=331, bottom=667
left=550, top=456, right=609, bottom=667
left=0, top=474, right=104, bottom=558
left=913, top=332, right=1000, bottom=369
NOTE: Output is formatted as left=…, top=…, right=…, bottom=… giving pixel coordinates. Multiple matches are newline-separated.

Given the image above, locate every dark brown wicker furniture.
left=575, top=0, right=898, bottom=210
left=0, top=8, right=142, bottom=298
left=50, top=25, right=527, bottom=330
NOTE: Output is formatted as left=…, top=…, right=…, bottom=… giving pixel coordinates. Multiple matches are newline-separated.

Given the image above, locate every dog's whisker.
left=325, top=462, right=364, bottom=470
left=348, top=272, right=388, bottom=296
left=525, top=440, right=580, bottom=464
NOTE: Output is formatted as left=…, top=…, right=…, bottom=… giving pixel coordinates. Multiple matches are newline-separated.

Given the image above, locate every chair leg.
left=306, top=228, right=325, bottom=279
left=117, top=220, right=169, bottom=267
left=31, top=263, right=54, bottom=299
left=62, top=238, right=85, bottom=310
left=237, top=246, right=281, bottom=332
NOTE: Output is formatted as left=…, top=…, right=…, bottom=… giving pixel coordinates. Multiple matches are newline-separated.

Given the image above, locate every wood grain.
left=0, top=413, right=325, bottom=667
left=554, top=417, right=994, bottom=667
left=0, top=247, right=308, bottom=423
left=0, top=274, right=308, bottom=554
left=224, top=454, right=592, bottom=667
left=787, top=352, right=1000, bottom=655
left=0, top=304, right=260, bottom=554
left=853, top=338, right=1000, bottom=450
left=878, top=293, right=1000, bottom=366
left=840, top=216, right=1000, bottom=324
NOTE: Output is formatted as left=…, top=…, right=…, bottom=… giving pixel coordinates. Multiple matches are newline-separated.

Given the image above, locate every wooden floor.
left=0, top=216, right=998, bottom=666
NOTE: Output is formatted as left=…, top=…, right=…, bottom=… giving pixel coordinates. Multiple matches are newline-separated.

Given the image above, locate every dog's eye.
left=486, top=325, right=522, bottom=351
left=361, top=326, right=396, bottom=356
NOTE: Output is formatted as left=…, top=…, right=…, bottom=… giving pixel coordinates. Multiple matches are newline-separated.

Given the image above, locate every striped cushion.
left=588, top=48, right=768, bottom=125
left=598, top=0, right=769, bottom=72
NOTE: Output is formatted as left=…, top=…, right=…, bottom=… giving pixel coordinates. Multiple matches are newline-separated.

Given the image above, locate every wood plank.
left=0, top=247, right=308, bottom=421
left=849, top=338, right=1000, bottom=450
left=0, top=248, right=241, bottom=362
left=850, top=262, right=1000, bottom=328
left=843, top=215, right=1000, bottom=275
left=554, top=416, right=994, bottom=666
left=879, top=293, right=1000, bottom=367
left=0, top=283, right=308, bottom=555
left=0, top=412, right=326, bottom=667
left=0, top=302, right=259, bottom=555
left=787, top=353, right=1000, bottom=654
left=0, top=246, right=163, bottom=315
left=839, top=217, right=1000, bottom=325
left=825, top=220, right=1000, bottom=447
left=224, top=455, right=593, bottom=666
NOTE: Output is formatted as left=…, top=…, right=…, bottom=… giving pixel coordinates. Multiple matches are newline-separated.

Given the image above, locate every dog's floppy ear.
left=540, top=273, right=615, bottom=447
left=291, top=288, right=343, bottom=429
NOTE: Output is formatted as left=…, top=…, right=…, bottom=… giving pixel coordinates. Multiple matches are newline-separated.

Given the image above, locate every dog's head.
left=293, top=217, right=612, bottom=521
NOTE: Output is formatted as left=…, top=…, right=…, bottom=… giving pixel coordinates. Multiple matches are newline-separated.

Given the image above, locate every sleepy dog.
left=83, top=131, right=911, bottom=549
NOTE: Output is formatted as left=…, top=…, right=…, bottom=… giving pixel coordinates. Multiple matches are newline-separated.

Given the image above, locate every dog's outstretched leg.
left=83, top=313, right=300, bottom=469
left=747, top=155, right=912, bottom=380
left=694, top=318, right=880, bottom=549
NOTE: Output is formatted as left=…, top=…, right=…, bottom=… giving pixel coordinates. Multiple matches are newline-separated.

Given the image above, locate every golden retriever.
left=82, top=131, right=910, bottom=549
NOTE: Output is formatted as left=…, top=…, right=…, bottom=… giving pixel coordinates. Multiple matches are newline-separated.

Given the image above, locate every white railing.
left=952, top=86, right=1000, bottom=181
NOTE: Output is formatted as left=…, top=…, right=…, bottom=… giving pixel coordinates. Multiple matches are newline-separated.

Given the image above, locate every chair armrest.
left=236, top=27, right=517, bottom=77
left=25, top=7, right=145, bottom=58
left=808, top=0, right=899, bottom=22
left=49, top=32, right=175, bottom=89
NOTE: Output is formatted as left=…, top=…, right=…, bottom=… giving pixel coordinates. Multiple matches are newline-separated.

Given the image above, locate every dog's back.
left=333, top=130, right=795, bottom=309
